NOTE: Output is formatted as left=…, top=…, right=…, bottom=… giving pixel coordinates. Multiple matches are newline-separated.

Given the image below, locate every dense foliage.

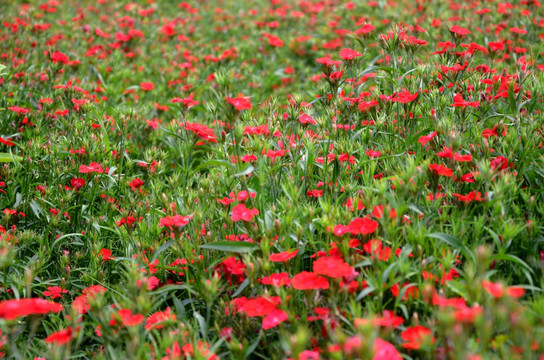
left=1, top=0, right=544, bottom=359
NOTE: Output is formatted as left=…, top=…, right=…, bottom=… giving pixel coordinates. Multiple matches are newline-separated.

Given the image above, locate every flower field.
left=1, top=0, right=544, bottom=358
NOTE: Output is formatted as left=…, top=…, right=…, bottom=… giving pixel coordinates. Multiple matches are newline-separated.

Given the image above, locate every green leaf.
left=194, top=311, right=208, bottom=340
left=150, top=284, right=196, bottom=296
left=200, top=241, right=258, bottom=253
left=244, top=331, right=263, bottom=359
left=490, top=253, right=534, bottom=275
left=151, top=240, right=176, bottom=263
left=0, top=153, right=21, bottom=163
left=426, top=232, right=474, bottom=262
left=193, top=160, right=236, bottom=173
left=446, top=280, right=468, bottom=299
left=355, top=286, right=376, bottom=301
left=234, top=165, right=254, bottom=177
left=232, top=278, right=250, bottom=297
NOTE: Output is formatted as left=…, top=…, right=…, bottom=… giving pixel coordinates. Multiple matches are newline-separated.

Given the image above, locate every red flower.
left=372, top=338, right=402, bottom=360
left=292, top=272, right=329, bottom=290
left=242, top=154, right=258, bottom=162
left=391, top=90, right=418, bottom=103
left=401, top=326, right=434, bottom=350
left=452, top=191, right=484, bottom=202
left=140, top=82, right=155, bottom=91
left=215, top=257, right=246, bottom=284
left=313, top=256, right=354, bottom=278
left=372, top=310, right=404, bottom=328
left=372, top=205, right=396, bottom=219
left=316, top=56, right=342, bottom=67
left=348, top=217, right=379, bottom=235
left=269, top=249, right=298, bottom=262
left=451, top=94, right=480, bottom=108
left=299, top=114, right=317, bottom=124
left=225, top=96, right=252, bottom=111
left=267, top=34, right=284, bottom=47
left=99, top=248, right=114, bottom=261
left=262, top=309, right=288, bottom=329
left=266, top=149, right=286, bottom=159
left=418, top=131, right=437, bottom=146
left=490, top=156, right=510, bottom=171
left=43, top=286, right=69, bottom=299
left=70, top=178, right=85, bottom=190
left=354, top=24, right=375, bottom=36
left=8, top=106, right=30, bottom=114
left=482, top=125, right=506, bottom=138
left=145, top=307, right=176, bottom=330
left=231, top=203, right=259, bottom=222
left=436, top=147, right=452, bottom=159
left=159, top=215, right=192, bottom=228
left=428, top=163, right=453, bottom=177
left=366, top=149, right=381, bottom=158
left=216, top=197, right=235, bottom=206
left=0, top=298, right=62, bottom=320
left=72, top=285, right=107, bottom=314
left=509, top=27, right=527, bottom=35
left=0, top=137, right=15, bottom=146
left=431, top=293, right=466, bottom=309
left=228, top=190, right=257, bottom=202
left=299, top=351, right=320, bottom=360
left=391, top=283, right=419, bottom=300
left=488, top=42, right=504, bottom=52
left=482, top=280, right=525, bottom=299
left=129, top=178, right=144, bottom=190
left=449, top=25, right=471, bottom=36
left=363, top=239, right=392, bottom=261
left=260, top=273, right=291, bottom=287
left=339, top=48, right=362, bottom=60
left=45, top=327, right=73, bottom=345
left=79, top=162, right=104, bottom=174
left=110, top=309, right=144, bottom=327
left=51, top=51, right=70, bottom=64
left=239, top=297, right=278, bottom=317
left=171, top=95, right=199, bottom=108
left=454, top=153, right=472, bottom=162
left=452, top=305, right=482, bottom=324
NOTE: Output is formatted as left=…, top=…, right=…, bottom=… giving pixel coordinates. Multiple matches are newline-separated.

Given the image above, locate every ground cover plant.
left=0, top=0, right=544, bottom=358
